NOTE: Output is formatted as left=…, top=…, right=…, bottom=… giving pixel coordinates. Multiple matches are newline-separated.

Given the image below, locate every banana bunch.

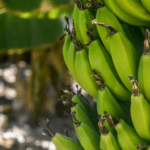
left=43, top=0, right=150, bottom=149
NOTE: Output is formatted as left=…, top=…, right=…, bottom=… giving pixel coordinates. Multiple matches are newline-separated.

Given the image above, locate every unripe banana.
left=115, top=0, right=150, bottom=22
left=141, top=0, right=150, bottom=12
left=72, top=4, right=83, bottom=42
left=104, top=113, right=149, bottom=150
left=95, top=75, right=132, bottom=126
left=96, top=5, right=125, bottom=53
left=67, top=42, right=81, bottom=84
left=138, top=29, right=150, bottom=103
left=43, top=119, right=84, bottom=150
left=88, top=39, right=131, bottom=101
left=62, top=84, right=94, bottom=113
left=63, top=34, right=71, bottom=65
left=91, top=21, right=139, bottom=92
left=72, top=93, right=98, bottom=128
left=72, top=113, right=100, bottom=150
left=78, top=8, right=98, bottom=44
left=98, top=116, right=121, bottom=150
left=72, top=92, right=91, bottom=106
left=107, top=28, right=139, bottom=92
left=61, top=86, right=98, bottom=130
left=115, top=120, right=149, bottom=150
left=71, top=105, right=98, bottom=131
left=103, top=0, right=149, bottom=26
left=129, top=76, right=150, bottom=142
left=52, top=133, right=84, bottom=150
left=75, top=48, right=98, bottom=98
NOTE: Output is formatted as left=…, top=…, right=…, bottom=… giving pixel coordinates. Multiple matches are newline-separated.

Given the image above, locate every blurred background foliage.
left=0, top=0, right=74, bottom=128
left=0, top=0, right=73, bottom=50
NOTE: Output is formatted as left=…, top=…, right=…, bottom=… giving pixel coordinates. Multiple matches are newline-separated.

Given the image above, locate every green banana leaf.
left=49, top=0, right=71, bottom=6
left=2, top=0, right=42, bottom=12
left=0, top=11, right=64, bottom=50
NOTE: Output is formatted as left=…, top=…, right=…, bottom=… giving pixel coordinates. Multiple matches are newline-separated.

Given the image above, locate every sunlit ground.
left=0, top=58, right=94, bottom=150
left=0, top=60, right=58, bottom=150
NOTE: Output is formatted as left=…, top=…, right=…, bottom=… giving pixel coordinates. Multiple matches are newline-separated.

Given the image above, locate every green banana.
left=72, top=113, right=100, bottom=150
left=103, top=0, right=149, bottom=26
left=115, top=120, right=149, bottom=150
left=61, top=94, right=98, bottom=131
left=67, top=42, right=81, bottom=84
left=72, top=3, right=83, bottom=42
left=72, top=93, right=98, bottom=125
left=75, top=48, right=98, bottom=98
left=129, top=76, right=150, bottom=142
left=52, top=134, right=84, bottom=150
left=71, top=105, right=98, bottom=130
left=45, top=2, right=150, bottom=150
left=62, top=17, right=82, bottom=84
left=90, top=22, right=139, bottom=92
left=138, top=29, right=150, bottom=103
left=115, top=0, right=150, bottom=22
left=61, top=85, right=98, bottom=130
left=63, top=34, right=71, bottom=65
left=104, top=113, right=149, bottom=150
left=61, top=86, right=91, bottom=108
left=108, top=28, right=139, bottom=92
left=73, top=95, right=98, bottom=128
left=72, top=92, right=91, bottom=106
left=88, top=39, right=131, bottom=101
left=141, top=0, right=150, bottom=12
left=98, top=116, right=121, bottom=150
left=73, top=0, right=98, bottom=45
left=96, top=5, right=125, bottom=53
left=43, top=119, right=84, bottom=150
left=78, top=8, right=98, bottom=44
left=95, top=76, right=132, bottom=125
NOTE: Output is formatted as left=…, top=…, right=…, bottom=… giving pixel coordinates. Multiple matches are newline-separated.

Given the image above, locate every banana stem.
left=60, top=95, right=75, bottom=107
left=76, top=84, right=83, bottom=95
left=144, top=29, right=150, bottom=55
left=62, top=84, right=75, bottom=96
left=98, top=115, right=109, bottom=135
left=103, top=111, right=120, bottom=128
left=72, top=111, right=81, bottom=127
left=92, top=71, right=105, bottom=90
left=128, top=75, right=140, bottom=96
left=61, top=84, right=84, bottom=105
left=87, top=23, right=95, bottom=40
left=82, top=23, right=96, bottom=46
left=64, top=16, right=71, bottom=35
left=86, top=0, right=104, bottom=8
left=74, top=0, right=85, bottom=10
left=70, top=21, right=83, bottom=50
left=43, top=119, right=55, bottom=138
left=92, top=19, right=117, bottom=39
left=137, top=144, right=149, bottom=150
left=64, top=16, right=83, bottom=50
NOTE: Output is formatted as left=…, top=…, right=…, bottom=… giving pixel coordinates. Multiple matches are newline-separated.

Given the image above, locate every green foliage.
left=2, top=0, right=42, bottom=12
left=49, top=0, right=71, bottom=6
left=0, top=12, right=64, bottom=50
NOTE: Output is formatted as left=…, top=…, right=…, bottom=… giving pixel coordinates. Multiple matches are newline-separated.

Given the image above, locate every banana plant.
left=43, top=0, right=150, bottom=149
